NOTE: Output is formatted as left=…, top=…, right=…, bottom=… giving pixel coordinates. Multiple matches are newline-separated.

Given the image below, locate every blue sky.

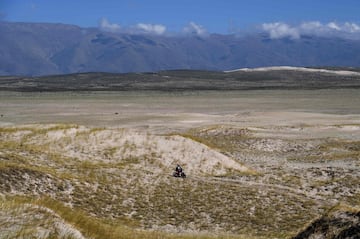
left=1, top=0, right=360, bottom=35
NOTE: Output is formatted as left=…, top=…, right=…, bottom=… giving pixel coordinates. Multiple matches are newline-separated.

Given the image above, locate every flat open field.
left=0, top=89, right=359, bottom=239
left=1, top=89, right=360, bottom=130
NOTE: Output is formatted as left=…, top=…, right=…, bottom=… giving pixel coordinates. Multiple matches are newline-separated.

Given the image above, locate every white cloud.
left=98, top=18, right=166, bottom=35
left=263, top=21, right=360, bottom=39
left=262, top=22, right=300, bottom=39
left=300, top=21, right=360, bottom=36
left=344, top=22, right=360, bottom=33
left=135, top=23, right=166, bottom=35
left=183, top=22, right=208, bottom=36
left=299, top=21, right=330, bottom=36
left=99, top=18, right=121, bottom=33
left=327, top=22, right=341, bottom=31
left=300, top=21, right=323, bottom=31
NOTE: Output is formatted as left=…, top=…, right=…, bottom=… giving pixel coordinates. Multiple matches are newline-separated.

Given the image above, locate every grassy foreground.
left=0, top=123, right=359, bottom=238
left=0, top=195, right=261, bottom=239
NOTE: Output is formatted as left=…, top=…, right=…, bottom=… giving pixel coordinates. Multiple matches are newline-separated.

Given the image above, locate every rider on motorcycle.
left=175, top=164, right=183, bottom=174
left=173, top=164, right=186, bottom=178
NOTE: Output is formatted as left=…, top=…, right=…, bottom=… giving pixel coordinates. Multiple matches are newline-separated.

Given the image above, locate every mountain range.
left=1, top=21, right=360, bottom=76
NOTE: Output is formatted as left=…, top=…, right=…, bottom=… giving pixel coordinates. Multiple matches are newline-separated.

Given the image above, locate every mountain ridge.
left=1, top=21, right=360, bottom=76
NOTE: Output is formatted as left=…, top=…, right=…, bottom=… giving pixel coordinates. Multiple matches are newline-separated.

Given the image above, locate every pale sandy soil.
left=1, top=90, right=360, bottom=132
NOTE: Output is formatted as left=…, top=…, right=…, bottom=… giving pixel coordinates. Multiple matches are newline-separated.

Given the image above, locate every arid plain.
left=0, top=89, right=359, bottom=239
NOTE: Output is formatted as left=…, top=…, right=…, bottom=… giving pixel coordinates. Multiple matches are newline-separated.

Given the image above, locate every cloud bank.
left=98, top=18, right=360, bottom=39
left=262, top=21, right=360, bottom=39
left=98, top=18, right=209, bottom=37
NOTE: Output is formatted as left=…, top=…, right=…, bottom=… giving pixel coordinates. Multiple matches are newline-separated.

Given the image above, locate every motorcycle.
left=173, top=171, right=186, bottom=178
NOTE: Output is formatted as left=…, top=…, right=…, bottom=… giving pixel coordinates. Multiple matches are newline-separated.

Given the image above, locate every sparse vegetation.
left=0, top=96, right=359, bottom=238
left=2, top=68, right=360, bottom=91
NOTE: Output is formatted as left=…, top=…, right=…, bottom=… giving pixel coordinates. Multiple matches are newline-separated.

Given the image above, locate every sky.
left=1, top=0, right=360, bottom=37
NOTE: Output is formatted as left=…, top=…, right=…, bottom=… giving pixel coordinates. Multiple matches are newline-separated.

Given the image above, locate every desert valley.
left=0, top=68, right=359, bottom=238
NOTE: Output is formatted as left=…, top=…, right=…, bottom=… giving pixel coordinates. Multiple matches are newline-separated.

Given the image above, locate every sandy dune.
left=225, top=66, right=360, bottom=76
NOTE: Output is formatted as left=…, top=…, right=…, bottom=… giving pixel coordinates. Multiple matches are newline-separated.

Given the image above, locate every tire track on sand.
left=189, top=175, right=336, bottom=204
